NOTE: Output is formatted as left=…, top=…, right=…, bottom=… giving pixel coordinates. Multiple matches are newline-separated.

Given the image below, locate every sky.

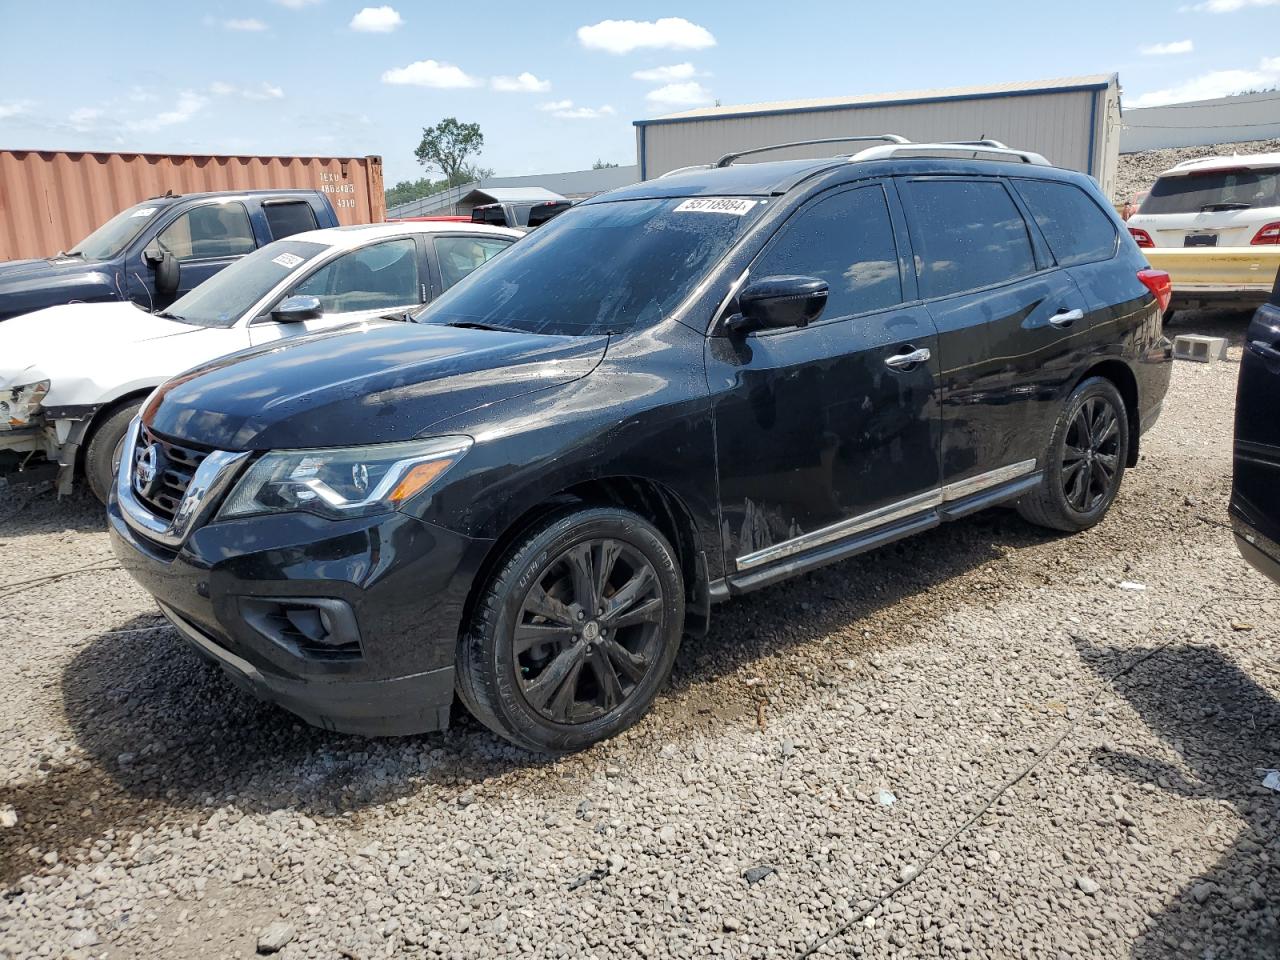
left=1, top=0, right=1278, bottom=186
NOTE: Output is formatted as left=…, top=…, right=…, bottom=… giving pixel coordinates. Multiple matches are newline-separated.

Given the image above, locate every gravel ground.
left=1115, top=137, right=1280, bottom=202
left=0, top=310, right=1277, bottom=960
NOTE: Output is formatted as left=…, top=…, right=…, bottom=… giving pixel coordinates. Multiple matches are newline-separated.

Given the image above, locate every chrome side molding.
left=116, top=417, right=250, bottom=549
left=735, top=459, right=1037, bottom=571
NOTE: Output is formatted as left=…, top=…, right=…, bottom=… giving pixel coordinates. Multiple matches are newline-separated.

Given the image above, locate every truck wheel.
left=457, top=506, right=684, bottom=754
left=1017, top=377, right=1129, bottom=533
left=85, top=402, right=141, bottom=504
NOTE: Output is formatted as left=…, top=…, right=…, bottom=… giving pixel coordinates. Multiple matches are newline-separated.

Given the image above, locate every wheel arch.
left=1072, top=359, right=1141, bottom=467
left=76, top=388, right=154, bottom=474
left=458, top=475, right=712, bottom=645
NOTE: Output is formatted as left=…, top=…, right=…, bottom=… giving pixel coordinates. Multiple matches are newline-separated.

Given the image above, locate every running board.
left=711, top=467, right=1041, bottom=599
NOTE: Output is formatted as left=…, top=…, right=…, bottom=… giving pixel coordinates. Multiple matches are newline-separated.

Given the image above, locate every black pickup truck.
left=0, top=189, right=338, bottom=322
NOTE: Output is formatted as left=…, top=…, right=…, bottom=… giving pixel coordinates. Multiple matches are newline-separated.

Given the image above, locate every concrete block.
left=1173, top=335, right=1229, bottom=363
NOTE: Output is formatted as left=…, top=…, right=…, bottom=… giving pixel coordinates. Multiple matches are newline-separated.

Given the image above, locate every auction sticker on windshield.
left=272, top=253, right=305, bottom=269
left=674, top=198, right=758, bottom=215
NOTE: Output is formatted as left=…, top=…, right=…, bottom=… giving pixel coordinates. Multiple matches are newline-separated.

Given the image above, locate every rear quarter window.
left=1013, top=179, right=1118, bottom=267
left=264, top=201, right=319, bottom=240
left=900, top=179, right=1036, bottom=299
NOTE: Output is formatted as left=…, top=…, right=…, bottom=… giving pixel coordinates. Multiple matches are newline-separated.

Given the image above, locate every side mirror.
left=271, top=295, right=323, bottom=324
left=146, top=245, right=181, bottom=297
left=726, top=276, right=828, bottom=335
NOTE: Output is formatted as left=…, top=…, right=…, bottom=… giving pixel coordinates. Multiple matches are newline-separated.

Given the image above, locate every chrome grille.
left=132, top=424, right=213, bottom=520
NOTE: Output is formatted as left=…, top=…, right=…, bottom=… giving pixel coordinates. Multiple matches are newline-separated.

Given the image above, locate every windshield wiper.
left=154, top=310, right=186, bottom=322
left=444, top=320, right=529, bottom=334
left=1200, top=202, right=1251, bottom=211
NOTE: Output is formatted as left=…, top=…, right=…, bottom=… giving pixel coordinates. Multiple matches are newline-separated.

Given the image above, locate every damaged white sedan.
left=0, top=220, right=519, bottom=501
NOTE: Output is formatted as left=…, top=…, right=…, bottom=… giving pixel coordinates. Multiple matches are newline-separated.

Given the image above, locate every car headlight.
left=1, top=379, right=50, bottom=430
left=218, top=436, right=472, bottom=520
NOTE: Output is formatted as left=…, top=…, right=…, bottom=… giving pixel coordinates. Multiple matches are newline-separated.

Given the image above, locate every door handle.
left=1250, top=339, right=1280, bottom=363
left=885, top=346, right=931, bottom=369
left=1049, top=308, right=1085, bottom=329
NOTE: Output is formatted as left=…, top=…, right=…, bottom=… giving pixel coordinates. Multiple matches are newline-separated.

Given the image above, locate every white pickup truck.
left=0, top=220, right=519, bottom=501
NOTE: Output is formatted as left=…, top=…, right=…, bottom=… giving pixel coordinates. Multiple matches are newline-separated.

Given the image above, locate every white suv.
left=1127, top=153, right=1280, bottom=249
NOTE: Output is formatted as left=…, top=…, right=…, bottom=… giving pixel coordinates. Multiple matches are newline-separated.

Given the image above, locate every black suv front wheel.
left=457, top=506, right=685, bottom=753
left=1017, top=376, right=1130, bottom=533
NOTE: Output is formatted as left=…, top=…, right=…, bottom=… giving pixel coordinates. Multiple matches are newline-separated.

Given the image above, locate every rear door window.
left=156, top=202, right=257, bottom=261
left=1139, top=167, right=1280, bottom=215
left=900, top=179, right=1036, bottom=299
left=1013, top=179, right=1118, bottom=266
left=263, top=201, right=319, bottom=240
left=752, top=184, right=903, bottom=319
left=434, top=236, right=514, bottom=291
left=291, top=237, right=420, bottom=314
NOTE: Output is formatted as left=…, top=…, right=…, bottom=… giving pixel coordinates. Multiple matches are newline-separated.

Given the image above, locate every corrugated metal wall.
left=0, top=151, right=384, bottom=261
left=640, top=87, right=1117, bottom=195
left=1121, top=91, right=1280, bottom=152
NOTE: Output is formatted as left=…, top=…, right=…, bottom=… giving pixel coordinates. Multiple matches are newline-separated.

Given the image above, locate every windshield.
left=68, top=201, right=169, bottom=260
left=1139, top=167, right=1280, bottom=215
left=163, top=239, right=329, bottom=328
left=418, top=197, right=764, bottom=337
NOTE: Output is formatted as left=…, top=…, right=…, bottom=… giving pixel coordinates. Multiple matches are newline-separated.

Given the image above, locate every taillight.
left=1250, top=221, right=1280, bottom=245
left=1129, top=227, right=1154, bottom=248
left=1138, top=268, right=1172, bottom=314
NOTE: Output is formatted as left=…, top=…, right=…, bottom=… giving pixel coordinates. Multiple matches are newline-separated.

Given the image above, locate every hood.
left=0, top=302, right=211, bottom=404
left=0, top=256, right=122, bottom=322
left=145, top=321, right=609, bottom=451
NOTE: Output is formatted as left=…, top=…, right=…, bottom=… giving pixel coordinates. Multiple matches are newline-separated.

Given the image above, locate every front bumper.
left=108, top=495, right=489, bottom=736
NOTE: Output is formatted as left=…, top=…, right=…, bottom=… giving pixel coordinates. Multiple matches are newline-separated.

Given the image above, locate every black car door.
left=707, top=181, right=942, bottom=576
left=1232, top=277, right=1280, bottom=585
left=897, top=177, right=1094, bottom=485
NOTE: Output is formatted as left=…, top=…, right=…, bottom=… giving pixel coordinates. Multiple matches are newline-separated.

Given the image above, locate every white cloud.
left=1127, top=57, right=1280, bottom=107
left=1185, top=0, right=1278, bottom=10
left=1140, top=39, right=1194, bottom=55
left=128, top=91, right=207, bottom=131
left=491, top=72, right=551, bottom=93
left=381, top=59, right=481, bottom=88
left=631, top=62, right=697, bottom=82
left=211, top=81, right=285, bottom=100
left=350, top=6, right=403, bottom=32
left=645, top=81, right=714, bottom=108
left=0, top=100, right=33, bottom=120
left=68, top=107, right=103, bottom=130
left=536, top=99, right=615, bottom=119
left=577, top=17, right=715, bottom=55
left=225, top=18, right=267, bottom=31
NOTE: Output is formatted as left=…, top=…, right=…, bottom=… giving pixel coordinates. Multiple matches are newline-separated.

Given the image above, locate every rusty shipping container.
left=0, top=150, right=385, bottom=261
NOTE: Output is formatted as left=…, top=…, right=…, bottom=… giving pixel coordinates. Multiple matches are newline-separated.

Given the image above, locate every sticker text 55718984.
left=673, top=198, right=759, bottom=216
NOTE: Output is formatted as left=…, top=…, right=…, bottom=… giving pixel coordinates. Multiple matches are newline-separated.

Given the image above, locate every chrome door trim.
left=117, top=417, right=251, bottom=549
left=733, top=459, right=1038, bottom=572
left=941, top=459, right=1037, bottom=501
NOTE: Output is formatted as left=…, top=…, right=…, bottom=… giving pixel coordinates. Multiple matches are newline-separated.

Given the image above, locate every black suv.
left=110, top=139, right=1174, bottom=752
left=1232, top=272, right=1280, bottom=586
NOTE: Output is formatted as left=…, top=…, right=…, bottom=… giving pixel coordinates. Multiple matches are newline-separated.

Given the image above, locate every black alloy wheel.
left=1060, top=395, right=1122, bottom=513
left=514, top=539, right=665, bottom=724
left=457, top=506, right=684, bottom=753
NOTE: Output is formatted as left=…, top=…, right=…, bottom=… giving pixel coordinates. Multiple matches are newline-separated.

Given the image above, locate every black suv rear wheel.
left=1017, top=377, right=1130, bottom=533
left=456, top=506, right=684, bottom=753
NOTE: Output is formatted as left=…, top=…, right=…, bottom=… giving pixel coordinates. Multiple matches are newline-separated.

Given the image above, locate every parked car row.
left=89, top=136, right=1181, bottom=752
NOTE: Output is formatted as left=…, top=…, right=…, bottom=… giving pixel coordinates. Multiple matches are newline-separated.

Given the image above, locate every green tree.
left=592, top=158, right=619, bottom=169
left=414, top=118, right=485, bottom=186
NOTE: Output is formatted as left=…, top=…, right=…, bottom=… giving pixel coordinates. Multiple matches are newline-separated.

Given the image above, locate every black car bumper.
left=108, top=498, right=490, bottom=736
left=1233, top=514, right=1280, bottom=589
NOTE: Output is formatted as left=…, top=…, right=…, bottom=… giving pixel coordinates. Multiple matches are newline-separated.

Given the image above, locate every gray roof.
left=637, top=74, right=1117, bottom=126
left=461, top=186, right=567, bottom=206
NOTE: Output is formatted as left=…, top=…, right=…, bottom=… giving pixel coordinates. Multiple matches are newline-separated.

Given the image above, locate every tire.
left=85, top=402, right=142, bottom=505
left=457, top=505, right=685, bottom=753
left=1017, top=377, right=1130, bottom=533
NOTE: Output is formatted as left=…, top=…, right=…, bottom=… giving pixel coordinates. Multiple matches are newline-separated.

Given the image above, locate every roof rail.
left=714, top=134, right=909, bottom=168
left=850, top=141, right=1051, bottom=166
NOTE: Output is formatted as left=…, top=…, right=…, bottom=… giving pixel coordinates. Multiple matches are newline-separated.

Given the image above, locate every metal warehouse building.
left=635, top=74, right=1122, bottom=199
